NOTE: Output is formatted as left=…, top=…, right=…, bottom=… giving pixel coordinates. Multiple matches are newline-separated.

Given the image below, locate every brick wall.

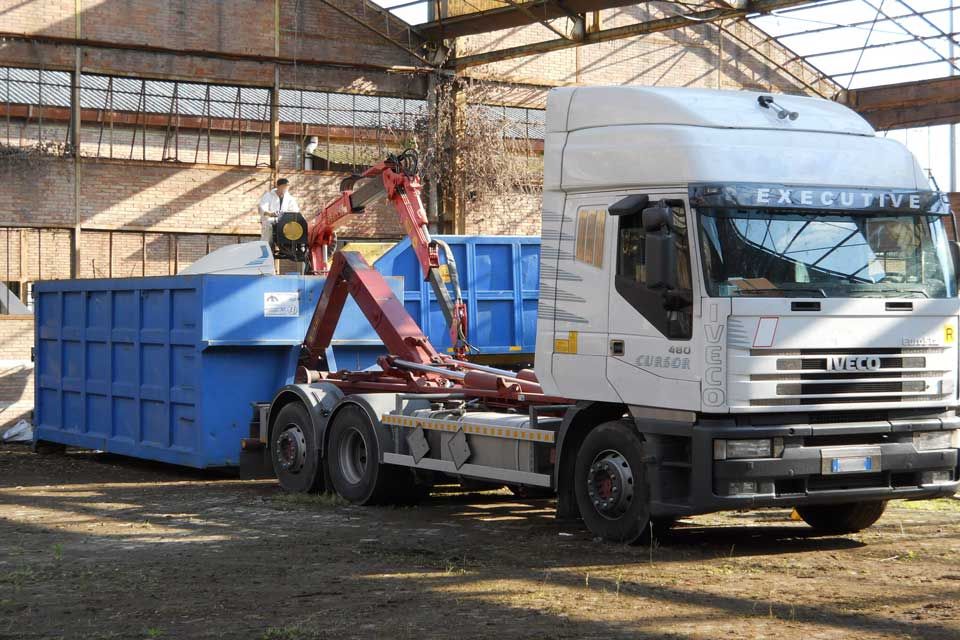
left=460, top=7, right=835, bottom=96
left=0, top=315, right=34, bottom=429
left=464, top=192, right=541, bottom=236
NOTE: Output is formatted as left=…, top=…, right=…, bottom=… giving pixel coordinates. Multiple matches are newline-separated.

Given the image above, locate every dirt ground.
left=0, top=444, right=958, bottom=640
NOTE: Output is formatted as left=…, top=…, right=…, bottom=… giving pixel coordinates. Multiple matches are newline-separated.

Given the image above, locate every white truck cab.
left=536, top=86, right=959, bottom=531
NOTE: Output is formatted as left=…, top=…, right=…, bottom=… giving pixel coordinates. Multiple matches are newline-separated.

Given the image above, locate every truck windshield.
left=697, top=209, right=956, bottom=298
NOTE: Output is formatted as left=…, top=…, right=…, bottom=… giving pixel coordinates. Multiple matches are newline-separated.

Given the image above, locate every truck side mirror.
left=643, top=205, right=678, bottom=290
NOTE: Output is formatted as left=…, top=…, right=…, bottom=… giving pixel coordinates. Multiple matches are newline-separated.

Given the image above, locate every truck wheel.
left=796, top=501, right=887, bottom=534
left=327, top=404, right=397, bottom=505
left=270, top=402, right=322, bottom=493
left=573, top=420, right=650, bottom=544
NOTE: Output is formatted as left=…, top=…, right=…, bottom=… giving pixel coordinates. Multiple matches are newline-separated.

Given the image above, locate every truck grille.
left=743, top=347, right=951, bottom=408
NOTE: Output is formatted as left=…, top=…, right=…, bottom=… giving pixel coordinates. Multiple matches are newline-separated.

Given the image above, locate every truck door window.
left=614, top=202, right=692, bottom=339
left=575, top=208, right=606, bottom=268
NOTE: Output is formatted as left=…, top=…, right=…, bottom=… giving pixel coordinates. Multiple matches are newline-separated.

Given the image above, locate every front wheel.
left=573, top=420, right=651, bottom=544
left=795, top=501, right=887, bottom=534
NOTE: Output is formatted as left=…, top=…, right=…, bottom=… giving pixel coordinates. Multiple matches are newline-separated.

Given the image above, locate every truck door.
left=606, top=195, right=701, bottom=411
left=547, top=196, right=621, bottom=402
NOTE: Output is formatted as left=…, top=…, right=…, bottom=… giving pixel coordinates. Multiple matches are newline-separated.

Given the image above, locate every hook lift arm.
left=304, top=149, right=470, bottom=357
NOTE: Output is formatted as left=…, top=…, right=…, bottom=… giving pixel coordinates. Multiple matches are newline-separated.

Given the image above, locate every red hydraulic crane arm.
left=296, top=249, right=567, bottom=408
left=297, top=250, right=441, bottom=383
left=305, top=149, right=469, bottom=356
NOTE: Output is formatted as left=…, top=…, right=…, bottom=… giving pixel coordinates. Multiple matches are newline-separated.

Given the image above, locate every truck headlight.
left=714, top=437, right=784, bottom=460
left=913, top=430, right=954, bottom=451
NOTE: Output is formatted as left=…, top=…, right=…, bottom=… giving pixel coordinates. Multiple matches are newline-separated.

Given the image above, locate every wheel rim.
left=586, top=449, right=634, bottom=520
left=276, top=423, right=307, bottom=473
left=338, top=426, right=368, bottom=485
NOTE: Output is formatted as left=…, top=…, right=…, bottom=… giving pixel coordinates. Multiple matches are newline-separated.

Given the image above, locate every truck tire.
left=327, top=404, right=403, bottom=505
left=796, top=501, right=887, bottom=534
left=573, top=420, right=651, bottom=544
left=270, top=402, right=322, bottom=493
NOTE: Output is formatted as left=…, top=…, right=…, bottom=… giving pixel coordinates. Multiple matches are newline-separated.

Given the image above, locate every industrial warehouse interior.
left=2, top=0, right=960, bottom=638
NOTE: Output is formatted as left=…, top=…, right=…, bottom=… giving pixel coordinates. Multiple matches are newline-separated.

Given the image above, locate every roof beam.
left=453, top=0, right=835, bottom=69
left=417, top=0, right=645, bottom=41
left=841, top=75, right=960, bottom=130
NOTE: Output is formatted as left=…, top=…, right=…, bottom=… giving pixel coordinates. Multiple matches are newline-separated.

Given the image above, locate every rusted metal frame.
left=108, top=76, right=115, bottom=158
left=237, top=87, right=244, bottom=167
left=128, top=80, right=143, bottom=160
left=174, top=83, right=180, bottom=160
left=0, top=32, right=433, bottom=75
left=37, top=67, right=44, bottom=147
left=718, top=19, right=830, bottom=97
left=161, top=81, right=179, bottom=162
left=325, top=92, right=332, bottom=171
left=71, top=52, right=81, bottom=278
left=453, top=0, right=834, bottom=68
left=858, top=0, right=960, bottom=75
left=783, top=30, right=960, bottom=65
left=352, top=95, right=358, bottom=171
left=833, top=56, right=960, bottom=83
left=225, top=87, right=239, bottom=165
left=770, top=0, right=848, bottom=14
left=4, top=230, right=10, bottom=311
left=18, top=230, right=25, bottom=288
left=255, top=91, right=269, bottom=167
left=94, top=77, right=107, bottom=157
left=141, top=81, right=147, bottom=161
left=499, top=0, right=578, bottom=40
left=891, top=0, right=960, bottom=64
left=314, top=0, right=431, bottom=66
left=377, top=96, right=383, bottom=160
left=759, top=5, right=956, bottom=42
left=4, top=67, right=10, bottom=146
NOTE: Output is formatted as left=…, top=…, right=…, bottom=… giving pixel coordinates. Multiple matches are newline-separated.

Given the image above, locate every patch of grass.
left=0, top=567, right=35, bottom=590
left=144, top=628, right=164, bottom=638
left=270, top=492, right=349, bottom=509
left=52, top=543, right=63, bottom=562
left=894, top=497, right=960, bottom=512
left=261, top=624, right=324, bottom=640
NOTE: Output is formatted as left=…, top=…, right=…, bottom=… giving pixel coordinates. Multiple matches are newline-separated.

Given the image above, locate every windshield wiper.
left=734, top=287, right=827, bottom=298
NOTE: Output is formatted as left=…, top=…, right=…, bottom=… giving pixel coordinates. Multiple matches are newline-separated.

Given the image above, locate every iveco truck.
left=264, top=86, right=960, bottom=543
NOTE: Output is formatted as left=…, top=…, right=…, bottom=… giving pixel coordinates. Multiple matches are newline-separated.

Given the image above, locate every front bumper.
left=647, top=411, right=960, bottom=517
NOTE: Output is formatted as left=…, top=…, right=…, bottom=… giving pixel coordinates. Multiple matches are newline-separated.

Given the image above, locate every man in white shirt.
left=258, top=178, right=300, bottom=244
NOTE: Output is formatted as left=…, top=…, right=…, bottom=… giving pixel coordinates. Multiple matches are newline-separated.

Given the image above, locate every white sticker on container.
left=264, top=292, right=299, bottom=317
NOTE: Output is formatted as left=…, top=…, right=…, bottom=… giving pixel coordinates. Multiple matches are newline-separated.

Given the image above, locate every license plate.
left=830, top=456, right=873, bottom=474
left=820, top=446, right=882, bottom=475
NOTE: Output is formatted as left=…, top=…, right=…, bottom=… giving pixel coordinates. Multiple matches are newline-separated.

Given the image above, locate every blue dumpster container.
left=371, top=235, right=540, bottom=360
left=32, top=274, right=393, bottom=468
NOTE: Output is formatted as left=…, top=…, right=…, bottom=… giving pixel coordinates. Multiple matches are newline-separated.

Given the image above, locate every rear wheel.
left=796, top=501, right=887, bottom=534
left=574, top=420, right=651, bottom=544
left=327, top=404, right=417, bottom=505
left=270, top=402, right=322, bottom=493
